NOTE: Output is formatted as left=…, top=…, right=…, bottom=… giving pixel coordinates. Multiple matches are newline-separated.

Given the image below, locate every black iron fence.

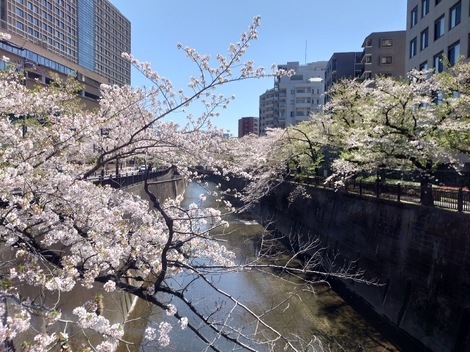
left=88, top=167, right=175, bottom=189
left=292, top=175, right=470, bottom=213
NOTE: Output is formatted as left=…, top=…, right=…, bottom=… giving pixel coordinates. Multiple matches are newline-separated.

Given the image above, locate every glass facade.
left=77, top=0, right=94, bottom=72
left=0, top=41, right=75, bottom=75
left=1, top=0, right=129, bottom=85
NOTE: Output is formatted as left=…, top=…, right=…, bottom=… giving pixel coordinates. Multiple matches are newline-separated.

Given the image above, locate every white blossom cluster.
left=0, top=16, right=292, bottom=350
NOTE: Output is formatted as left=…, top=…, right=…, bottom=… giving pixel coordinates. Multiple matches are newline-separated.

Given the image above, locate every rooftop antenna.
left=305, top=40, right=307, bottom=65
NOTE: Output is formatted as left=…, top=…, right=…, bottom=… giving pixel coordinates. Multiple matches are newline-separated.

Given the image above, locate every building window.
left=365, top=55, right=372, bottom=63
left=419, top=61, right=428, bottom=70
left=16, top=7, right=23, bottom=17
left=420, top=28, right=429, bottom=50
left=381, top=39, right=393, bottom=47
left=448, top=41, right=460, bottom=66
left=433, top=51, right=444, bottom=73
left=410, top=37, right=418, bottom=58
left=16, top=21, right=24, bottom=30
left=449, top=1, right=461, bottom=30
left=434, top=15, right=445, bottom=40
left=381, top=56, right=392, bottom=64
left=422, top=0, right=429, bottom=17
left=411, top=6, right=418, bottom=28
left=435, top=0, right=441, bottom=4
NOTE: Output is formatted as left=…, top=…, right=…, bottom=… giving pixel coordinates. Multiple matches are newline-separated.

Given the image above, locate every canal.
left=122, top=181, right=400, bottom=351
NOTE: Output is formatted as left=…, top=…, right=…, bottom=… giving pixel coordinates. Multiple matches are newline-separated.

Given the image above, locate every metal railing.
left=291, top=175, right=470, bottom=213
left=87, top=167, right=176, bottom=189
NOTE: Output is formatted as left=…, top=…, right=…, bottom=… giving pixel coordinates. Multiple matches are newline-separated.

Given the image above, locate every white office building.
left=259, top=61, right=327, bottom=135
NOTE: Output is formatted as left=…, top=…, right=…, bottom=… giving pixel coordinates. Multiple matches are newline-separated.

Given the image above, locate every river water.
left=121, top=181, right=399, bottom=351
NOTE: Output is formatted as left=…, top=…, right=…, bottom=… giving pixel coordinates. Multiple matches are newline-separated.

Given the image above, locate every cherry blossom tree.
left=226, top=61, right=469, bottom=208
left=325, top=61, right=469, bottom=186
left=220, top=125, right=327, bottom=206
left=0, top=18, right=366, bottom=351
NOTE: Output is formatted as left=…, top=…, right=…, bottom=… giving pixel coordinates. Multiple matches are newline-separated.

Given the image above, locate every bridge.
left=86, top=166, right=181, bottom=189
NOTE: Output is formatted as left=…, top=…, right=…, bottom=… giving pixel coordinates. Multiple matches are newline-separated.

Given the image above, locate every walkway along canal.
left=119, top=181, right=417, bottom=351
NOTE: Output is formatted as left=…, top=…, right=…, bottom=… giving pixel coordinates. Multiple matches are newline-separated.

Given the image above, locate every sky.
left=109, top=0, right=407, bottom=134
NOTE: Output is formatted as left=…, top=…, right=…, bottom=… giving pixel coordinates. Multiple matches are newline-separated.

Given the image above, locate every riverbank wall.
left=125, top=168, right=187, bottom=206
left=251, top=181, right=469, bottom=352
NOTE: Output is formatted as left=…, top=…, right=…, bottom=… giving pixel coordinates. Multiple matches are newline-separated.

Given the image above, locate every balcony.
left=295, top=102, right=312, bottom=109
left=295, top=92, right=312, bottom=98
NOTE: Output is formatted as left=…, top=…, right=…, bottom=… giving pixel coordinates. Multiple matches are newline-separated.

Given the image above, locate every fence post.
left=397, top=183, right=401, bottom=203
left=458, top=187, right=463, bottom=212
left=420, top=182, right=434, bottom=206
left=376, top=179, right=380, bottom=198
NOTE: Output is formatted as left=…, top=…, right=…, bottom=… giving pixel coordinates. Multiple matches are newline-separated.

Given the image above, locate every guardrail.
left=291, top=175, right=470, bottom=213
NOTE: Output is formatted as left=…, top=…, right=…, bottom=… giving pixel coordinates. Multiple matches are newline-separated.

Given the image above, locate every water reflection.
left=131, top=181, right=398, bottom=351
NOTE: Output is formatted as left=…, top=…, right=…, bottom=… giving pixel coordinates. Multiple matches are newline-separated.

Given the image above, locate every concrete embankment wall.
left=125, top=170, right=187, bottom=205
left=253, top=181, right=470, bottom=352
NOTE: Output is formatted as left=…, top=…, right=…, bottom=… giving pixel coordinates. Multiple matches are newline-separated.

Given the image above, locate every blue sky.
left=109, top=0, right=407, bottom=134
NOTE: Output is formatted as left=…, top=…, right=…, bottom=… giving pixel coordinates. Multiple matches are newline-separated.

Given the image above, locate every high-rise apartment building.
left=238, top=116, right=259, bottom=138
left=0, top=0, right=130, bottom=107
left=406, top=0, right=469, bottom=73
left=259, top=87, right=279, bottom=135
left=360, top=31, right=407, bottom=80
left=259, top=61, right=326, bottom=135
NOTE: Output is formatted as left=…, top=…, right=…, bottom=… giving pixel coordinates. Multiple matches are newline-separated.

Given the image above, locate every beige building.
left=406, top=0, right=469, bottom=72
left=0, top=0, right=130, bottom=108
